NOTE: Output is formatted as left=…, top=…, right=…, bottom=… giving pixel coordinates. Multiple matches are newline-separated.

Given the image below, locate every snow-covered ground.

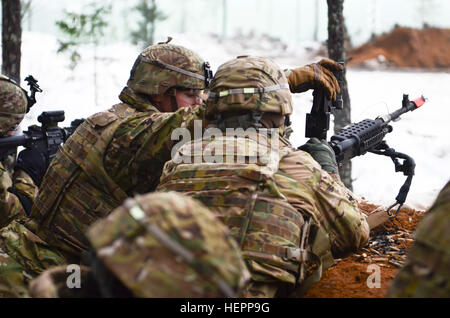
left=19, top=32, right=450, bottom=211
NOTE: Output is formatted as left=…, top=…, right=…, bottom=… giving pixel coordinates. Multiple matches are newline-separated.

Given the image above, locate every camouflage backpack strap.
left=285, top=218, right=327, bottom=297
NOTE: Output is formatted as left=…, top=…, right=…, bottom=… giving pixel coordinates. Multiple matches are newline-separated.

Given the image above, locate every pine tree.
left=327, top=0, right=353, bottom=190
left=130, top=0, right=167, bottom=48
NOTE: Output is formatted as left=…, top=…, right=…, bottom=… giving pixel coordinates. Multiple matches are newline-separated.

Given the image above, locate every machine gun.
left=329, top=94, right=426, bottom=217
left=303, top=61, right=427, bottom=217
left=0, top=111, right=85, bottom=167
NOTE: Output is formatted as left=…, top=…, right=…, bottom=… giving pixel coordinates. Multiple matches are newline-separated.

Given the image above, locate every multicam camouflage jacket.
left=30, top=86, right=209, bottom=262
left=387, top=180, right=450, bottom=297
left=0, top=160, right=40, bottom=298
left=157, top=127, right=370, bottom=295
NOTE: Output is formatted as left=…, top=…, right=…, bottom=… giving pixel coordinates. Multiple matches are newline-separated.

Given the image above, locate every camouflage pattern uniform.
left=0, top=74, right=31, bottom=226
left=0, top=74, right=39, bottom=297
left=157, top=56, right=369, bottom=297
left=29, top=192, right=250, bottom=298
left=25, top=43, right=212, bottom=266
left=387, top=180, right=450, bottom=297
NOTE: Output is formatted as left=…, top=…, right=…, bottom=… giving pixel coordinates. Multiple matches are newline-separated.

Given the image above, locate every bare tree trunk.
left=327, top=0, right=353, bottom=190
left=2, top=0, right=22, bottom=83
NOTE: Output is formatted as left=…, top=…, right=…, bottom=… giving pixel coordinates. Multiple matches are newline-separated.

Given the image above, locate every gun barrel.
left=377, top=95, right=426, bottom=124
left=330, top=95, right=426, bottom=163
left=0, top=134, right=29, bottom=148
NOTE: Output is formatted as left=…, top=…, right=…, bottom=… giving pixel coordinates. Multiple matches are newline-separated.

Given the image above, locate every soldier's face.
left=175, top=89, right=203, bottom=108
left=154, top=89, right=203, bottom=112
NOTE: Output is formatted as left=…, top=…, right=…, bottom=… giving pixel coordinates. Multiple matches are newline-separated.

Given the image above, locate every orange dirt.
left=303, top=202, right=425, bottom=298
left=347, top=27, right=450, bottom=69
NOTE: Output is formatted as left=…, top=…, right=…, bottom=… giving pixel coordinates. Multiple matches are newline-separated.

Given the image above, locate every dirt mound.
left=347, top=27, right=450, bottom=69
left=303, top=202, right=425, bottom=298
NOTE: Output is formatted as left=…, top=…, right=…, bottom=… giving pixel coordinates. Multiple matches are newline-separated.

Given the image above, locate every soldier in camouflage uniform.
left=0, top=75, right=44, bottom=297
left=387, top=180, right=450, bottom=298
left=23, top=41, right=213, bottom=268
left=29, top=191, right=250, bottom=298
left=157, top=56, right=370, bottom=297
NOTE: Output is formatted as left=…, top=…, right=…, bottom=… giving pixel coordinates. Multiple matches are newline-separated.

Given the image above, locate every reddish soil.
left=347, top=27, right=450, bottom=69
left=303, top=202, right=425, bottom=298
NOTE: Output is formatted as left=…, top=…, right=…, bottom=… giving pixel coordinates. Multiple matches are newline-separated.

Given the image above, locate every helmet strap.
left=169, top=88, right=178, bottom=112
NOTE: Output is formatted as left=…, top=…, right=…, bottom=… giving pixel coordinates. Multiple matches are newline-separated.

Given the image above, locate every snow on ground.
left=19, top=32, right=450, bottom=210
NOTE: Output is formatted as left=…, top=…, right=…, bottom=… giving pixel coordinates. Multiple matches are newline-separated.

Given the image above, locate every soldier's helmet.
left=0, top=75, right=28, bottom=136
left=206, top=56, right=293, bottom=118
left=86, top=191, right=249, bottom=298
left=126, top=42, right=212, bottom=96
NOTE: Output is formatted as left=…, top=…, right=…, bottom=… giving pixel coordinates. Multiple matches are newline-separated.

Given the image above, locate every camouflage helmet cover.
left=206, top=56, right=293, bottom=117
left=0, top=75, right=27, bottom=135
left=87, top=191, right=249, bottom=298
left=127, top=43, right=211, bottom=96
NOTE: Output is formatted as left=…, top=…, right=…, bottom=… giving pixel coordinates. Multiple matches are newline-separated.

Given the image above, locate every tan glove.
left=286, top=58, right=344, bottom=101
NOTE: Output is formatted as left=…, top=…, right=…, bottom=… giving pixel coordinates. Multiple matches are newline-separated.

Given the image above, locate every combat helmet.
left=0, top=75, right=28, bottom=136
left=206, top=56, right=293, bottom=119
left=127, top=40, right=213, bottom=96
left=86, top=191, right=250, bottom=298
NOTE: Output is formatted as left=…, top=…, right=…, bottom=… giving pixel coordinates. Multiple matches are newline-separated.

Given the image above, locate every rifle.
left=0, top=111, right=85, bottom=167
left=303, top=62, right=427, bottom=218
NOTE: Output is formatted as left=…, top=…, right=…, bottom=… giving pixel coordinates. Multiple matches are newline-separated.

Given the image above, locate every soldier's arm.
left=278, top=150, right=369, bottom=258
left=0, top=162, right=27, bottom=228
left=12, top=169, right=38, bottom=215
left=315, top=166, right=370, bottom=257
left=104, top=104, right=207, bottom=194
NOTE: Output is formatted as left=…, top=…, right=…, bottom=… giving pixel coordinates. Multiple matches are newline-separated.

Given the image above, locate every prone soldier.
left=156, top=56, right=370, bottom=297
left=28, top=40, right=213, bottom=266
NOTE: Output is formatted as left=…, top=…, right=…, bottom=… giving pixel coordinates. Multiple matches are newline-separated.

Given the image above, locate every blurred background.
left=2, top=0, right=450, bottom=210
left=20, top=0, right=450, bottom=46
